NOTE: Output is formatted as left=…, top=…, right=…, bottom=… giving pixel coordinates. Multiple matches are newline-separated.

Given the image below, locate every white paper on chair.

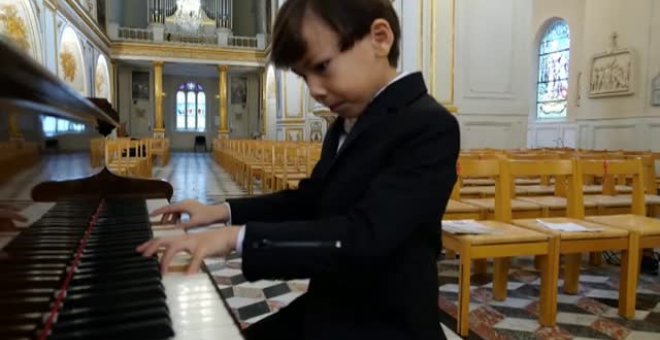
left=443, top=220, right=495, bottom=235
left=535, top=220, right=603, bottom=232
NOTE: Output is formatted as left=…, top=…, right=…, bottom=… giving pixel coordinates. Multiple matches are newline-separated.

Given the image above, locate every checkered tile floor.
left=2, top=153, right=660, bottom=339
left=437, top=257, right=660, bottom=339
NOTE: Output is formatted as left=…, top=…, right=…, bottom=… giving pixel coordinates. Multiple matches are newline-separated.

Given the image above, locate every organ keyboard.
left=1, top=198, right=243, bottom=340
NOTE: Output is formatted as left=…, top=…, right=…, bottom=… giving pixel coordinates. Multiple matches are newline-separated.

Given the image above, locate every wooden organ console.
left=0, top=37, right=243, bottom=339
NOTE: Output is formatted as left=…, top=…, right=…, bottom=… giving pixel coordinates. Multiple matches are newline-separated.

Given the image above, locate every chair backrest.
left=453, top=158, right=508, bottom=219
left=194, top=135, right=206, bottom=145
left=501, top=159, right=576, bottom=221
left=575, top=158, right=646, bottom=217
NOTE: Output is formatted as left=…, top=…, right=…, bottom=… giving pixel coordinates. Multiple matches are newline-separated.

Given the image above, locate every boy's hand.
left=150, top=200, right=229, bottom=229
left=136, top=226, right=241, bottom=275
left=0, top=209, right=27, bottom=230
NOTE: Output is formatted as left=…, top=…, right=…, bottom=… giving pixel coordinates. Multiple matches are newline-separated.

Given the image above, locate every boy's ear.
left=369, top=18, right=394, bottom=58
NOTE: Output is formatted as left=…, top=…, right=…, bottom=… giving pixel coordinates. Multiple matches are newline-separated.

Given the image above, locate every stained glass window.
left=175, top=82, right=206, bottom=131
left=537, top=20, right=570, bottom=119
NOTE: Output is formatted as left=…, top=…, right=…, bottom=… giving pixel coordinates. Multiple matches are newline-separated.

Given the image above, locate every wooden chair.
left=455, top=157, right=544, bottom=220
left=509, top=158, right=638, bottom=319
left=441, top=158, right=555, bottom=336
left=578, top=157, right=660, bottom=314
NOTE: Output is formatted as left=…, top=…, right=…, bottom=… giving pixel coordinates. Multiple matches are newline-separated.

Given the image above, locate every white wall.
left=529, top=0, right=660, bottom=151
left=453, top=0, right=533, bottom=150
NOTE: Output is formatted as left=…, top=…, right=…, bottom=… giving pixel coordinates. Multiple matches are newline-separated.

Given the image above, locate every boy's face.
left=292, top=11, right=394, bottom=119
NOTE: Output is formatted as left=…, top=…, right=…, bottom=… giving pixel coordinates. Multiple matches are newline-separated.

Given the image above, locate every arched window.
left=537, top=20, right=570, bottom=119
left=176, top=82, right=206, bottom=131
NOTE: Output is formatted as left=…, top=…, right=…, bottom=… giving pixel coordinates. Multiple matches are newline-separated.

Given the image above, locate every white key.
left=146, top=198, right=170, bottom=224
left=15, top=202, right=56, bottom=228
left=163, top=273, right=243, bottom=339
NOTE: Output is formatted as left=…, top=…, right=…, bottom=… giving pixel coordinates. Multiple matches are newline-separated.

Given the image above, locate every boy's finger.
left=150, top=203, right=183, bottom=217
left=10, top=212, right=27, bottom=222
left=186, top=247, right=206, bottom=275
left=0, top=211, right=27, bottom=222
left=136, top=239, right=157, bottom=253
left=160, top=242, right=189, bottom=274
left=141, top=238, right=171, bottom=257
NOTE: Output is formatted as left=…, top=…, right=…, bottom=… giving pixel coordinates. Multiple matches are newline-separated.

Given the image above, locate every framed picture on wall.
left=284, top=127, right=304, bottom=142
left=588, top=49, right=635, bottom=98
left=132, top=71, right=150, bottom=100
left=652, top=74, right=660, bottom=106
left=231, top=76, right=247, bottom=105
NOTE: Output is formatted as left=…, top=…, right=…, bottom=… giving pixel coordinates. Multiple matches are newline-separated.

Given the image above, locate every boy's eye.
left=313, top=60, right=331, bottom=74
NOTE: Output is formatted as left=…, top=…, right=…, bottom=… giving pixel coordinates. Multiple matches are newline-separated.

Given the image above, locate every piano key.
left=47, top=317, right=175, bottom=340
left=146, top=198, right=170, bottom=224
left=164, top=273, right=243, bottom=339
left=14, top=202, right=56, bottom=228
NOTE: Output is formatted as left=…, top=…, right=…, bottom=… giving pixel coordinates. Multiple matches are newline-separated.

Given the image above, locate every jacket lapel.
left=321, top=72, right=428, bottom=175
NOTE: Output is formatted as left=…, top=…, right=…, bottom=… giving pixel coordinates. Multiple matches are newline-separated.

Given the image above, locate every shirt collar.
left=343, top=71, right=411, bottom=134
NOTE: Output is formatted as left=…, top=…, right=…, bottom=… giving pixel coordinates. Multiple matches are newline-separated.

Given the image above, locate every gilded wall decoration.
left=60, top=48, right=77, bottom=82
left=309, top=120, right=323, bottom=142
left=95, top=55, right=110, bottom=101
left=58, top=26, right=87, bottom=95
left=285, top=127, right=304, bottom=142
left=95, top=68, right=105, bottom=96
left=0, top=4, right=29, bottom=53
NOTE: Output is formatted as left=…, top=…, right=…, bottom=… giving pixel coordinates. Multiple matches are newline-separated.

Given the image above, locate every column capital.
left=153, top=61, right=164, bottom=68
left=218, top=65, right=229, bottom=73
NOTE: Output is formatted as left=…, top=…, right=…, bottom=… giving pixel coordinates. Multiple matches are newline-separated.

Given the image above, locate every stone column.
left=153, top=61, right=165, bottom=138
left=259, top=67, right=266, bottom=136
left=218, top=65, right=229, bottom=139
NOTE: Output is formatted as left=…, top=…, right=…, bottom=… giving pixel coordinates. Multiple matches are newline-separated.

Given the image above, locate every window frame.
left=535, top=20, right=571, bottom=121
left=175, top=82, right=206, bottom=132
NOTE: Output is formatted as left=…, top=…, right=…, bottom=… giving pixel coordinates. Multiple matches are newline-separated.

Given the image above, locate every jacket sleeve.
left=226, top=175, right=321, bottom=224
left=240, top=112, right=459, bottom=281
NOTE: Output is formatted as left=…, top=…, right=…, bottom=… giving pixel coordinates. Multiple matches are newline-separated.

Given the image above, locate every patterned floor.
left=2, top=152, right=660, bottom=339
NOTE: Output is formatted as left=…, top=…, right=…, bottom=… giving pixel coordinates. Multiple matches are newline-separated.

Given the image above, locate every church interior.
left=1, top=0, right=660, bottom=339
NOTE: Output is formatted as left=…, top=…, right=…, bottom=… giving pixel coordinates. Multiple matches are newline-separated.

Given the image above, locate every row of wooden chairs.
left=0, top=141, right=39, bottom=184
left=444, top=157, right=659, bottom=336
left=90, top=137, right=170, bottom=174
left=104, top=138, right=153, bottom=178
left=448, top=151, right=660, bottom=221
left=213, top=139, right=322, bottom=195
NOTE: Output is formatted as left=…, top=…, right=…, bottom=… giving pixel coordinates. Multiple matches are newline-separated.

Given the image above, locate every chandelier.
left=174, top=0, right=204, bottom=33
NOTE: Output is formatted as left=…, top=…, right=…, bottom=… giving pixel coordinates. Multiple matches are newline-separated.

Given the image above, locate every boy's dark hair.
left=271, top=0, right=400, bottom=68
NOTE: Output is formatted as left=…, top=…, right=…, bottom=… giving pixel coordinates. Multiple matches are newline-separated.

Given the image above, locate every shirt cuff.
left=222, top=202, right=232, bottom=225
left=236, top=225, right=246, bottom=254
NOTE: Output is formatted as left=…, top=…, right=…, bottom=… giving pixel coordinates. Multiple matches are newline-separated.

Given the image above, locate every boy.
left=138, top=0, right=459, bottom=338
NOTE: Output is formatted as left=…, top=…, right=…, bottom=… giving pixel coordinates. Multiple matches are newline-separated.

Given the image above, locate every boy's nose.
left=306, top=76, right=327, bottom=101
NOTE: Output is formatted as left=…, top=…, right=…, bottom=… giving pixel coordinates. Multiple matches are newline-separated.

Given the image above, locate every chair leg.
left=619, top=233, right=640, bottom=319
left=534, top=255, right=543, bottom=270
left=474, top=259, right=488, bottom=275
left=492, top=257, right=511, bottom=301
left=563, top=253, right=582, bottom=294
left=458, top=251, right=473, bottom=337
left=589, top=252, right=603, bottom=266
left=538, top=237, right=560, bottom=327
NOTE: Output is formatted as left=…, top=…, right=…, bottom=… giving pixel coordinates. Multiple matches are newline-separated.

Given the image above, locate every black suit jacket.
left=228, top=72, right=460, bottom=340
